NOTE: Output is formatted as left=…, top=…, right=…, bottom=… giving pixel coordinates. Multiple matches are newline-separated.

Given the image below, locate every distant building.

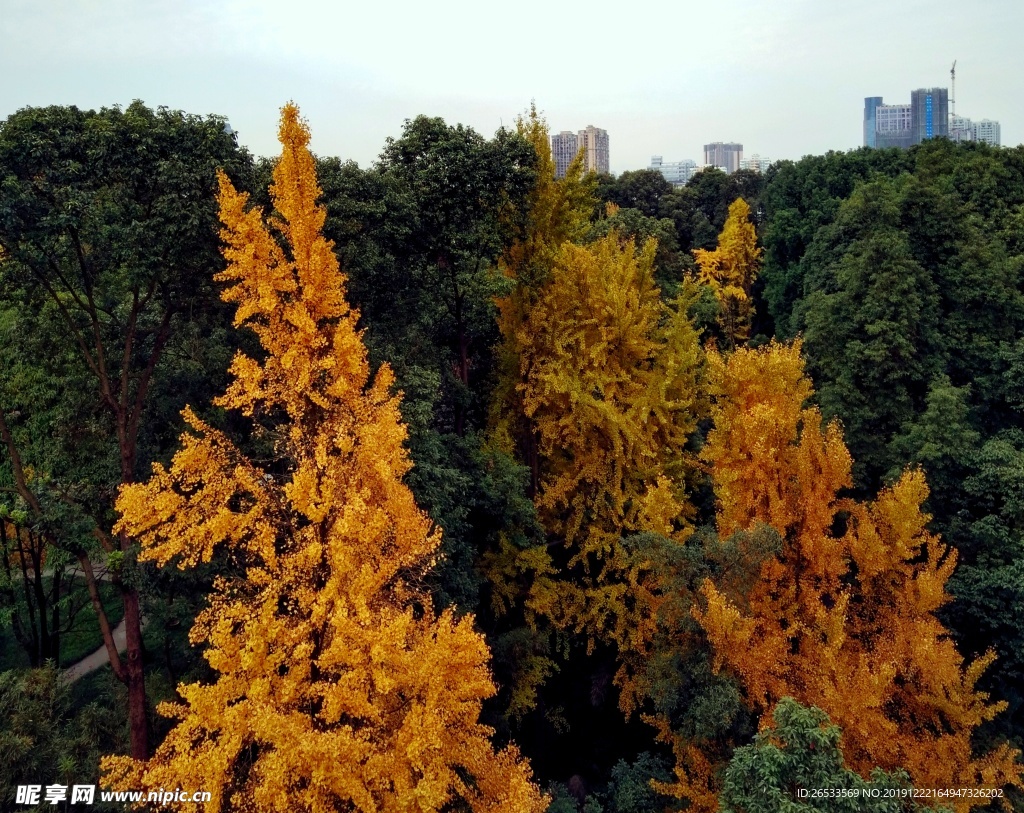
left=864, top=87, right=990, bottom=150
left=874, top=102, right=914, bottom=149
left=649, top=155, right=698, bottom=187
left=551, top=125, right=609, bottom=176
left=911, top=87, right=949, bottom=142
left=945, top=114, right=1001, bottom=146
left=863, top=97, right=883, bottom=148
left=551, top=131, right=579, bottom=179
left=950, top=114, right=974, bottom=142
left=577, top=125, right=610, bottom=175
left=973, top=119, right=1001, bottom=146
left=703, top=142, right=743, bottom=174
left=739, top=154, right=772, bottom=173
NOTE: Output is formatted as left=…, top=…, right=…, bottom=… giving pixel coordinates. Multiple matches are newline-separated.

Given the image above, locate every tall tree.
left=372, top=115, right=535, bottom=436
left=490, top=104, right=595, bottom=487
left=692, top=197, right=762, bottom=348
left=102, top=105, right=545, bottom=812
left=302, top=120, right=539, bottom=612
left=767, top=156, right=1024, bottom=739
left=686, top=341, right=1021, bottom=810
left=521, top=232, right=705, bottom=672
left=0, top=102, right=251, bottom=758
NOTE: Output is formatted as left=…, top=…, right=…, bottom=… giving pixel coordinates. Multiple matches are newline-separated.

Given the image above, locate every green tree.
left=374, top=115, right=535, bottom=436
left=720, top=698, right=939, bottom=813
left=0, top=667, right=125, bottom=810
left=302, top=118, right=538, bottom=613
left=601, top=169, right=673, bottom=218
left=0, top=101, right=252, bottom=758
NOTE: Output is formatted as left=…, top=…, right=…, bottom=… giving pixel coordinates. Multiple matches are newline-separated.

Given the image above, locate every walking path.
left=62, top=615, right=137, bottom=682
left=23, top=562, right=151, bottom=683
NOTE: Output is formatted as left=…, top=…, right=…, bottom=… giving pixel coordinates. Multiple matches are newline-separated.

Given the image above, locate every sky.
left=2, top=0, right=1021, bottom=174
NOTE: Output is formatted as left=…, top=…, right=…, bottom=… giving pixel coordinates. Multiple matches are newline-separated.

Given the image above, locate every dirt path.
left=19, top=562, right=149, bottom=683
left=62, top=614, right=149, bottom=683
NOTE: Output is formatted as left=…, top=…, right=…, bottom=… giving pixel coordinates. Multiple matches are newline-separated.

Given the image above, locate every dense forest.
left=1, top=100, right=1023, bottom=812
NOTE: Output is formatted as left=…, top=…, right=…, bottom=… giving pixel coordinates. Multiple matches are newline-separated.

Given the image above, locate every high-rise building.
left=551, top=126, right=609, bottom=177
left=874, top=102, right=914, bottom=149
left=863, top=97, right=883, bottom=148
left=649, top=155, right=697, bottom=187
left=911, top=87, right=949, bottom=142
left=577, top=125, right=610, bottom=175
left=739, top=154, right=772, bottom=173
left=866, top=82, right=1000, bottom=150
left=973, top=119, right=1001, bottom=146
left=551, top=131, right=579, bottom=179
left=950, top=114, right=974, bottom=142
left=865, top=88, right=950, bottom=149
left=703, top=142, right=743, bottom=174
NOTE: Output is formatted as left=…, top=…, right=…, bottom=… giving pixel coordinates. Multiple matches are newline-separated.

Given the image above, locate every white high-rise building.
left=973, top=119, right=1001, bottom=146
left=739, top=154, right=772, bottom=173
left=650, top=156, right=697, bottom=187
left=946, top=115, right=1001, bottom=146
left=950, top=114, right=974, bottom=142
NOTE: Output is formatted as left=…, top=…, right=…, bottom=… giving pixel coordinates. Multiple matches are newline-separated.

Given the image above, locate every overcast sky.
left=2, top=0, right=1021, bottom=174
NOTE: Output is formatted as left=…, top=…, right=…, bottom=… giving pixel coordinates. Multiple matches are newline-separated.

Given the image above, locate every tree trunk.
left=121, top=584, right=149, bottom=759
left=117, top=422, right=150, bottom=760
left=78, top=553, right=125, bottom=683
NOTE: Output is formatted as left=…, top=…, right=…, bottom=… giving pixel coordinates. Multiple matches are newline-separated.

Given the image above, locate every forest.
left=1, top=100, right=1023, bottom=812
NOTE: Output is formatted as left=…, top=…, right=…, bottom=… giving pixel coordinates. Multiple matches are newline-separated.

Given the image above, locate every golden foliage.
left=692, top=198, right=761, bottom=347
left=490, top=104, right=596, bottom=458
left=684, top=340, right=1022, bottom=811
left=516, top=231, right=706, bottom=710
left=485, top=115, right=703, bottom=716
left=102, top=104, right=545, bottom=813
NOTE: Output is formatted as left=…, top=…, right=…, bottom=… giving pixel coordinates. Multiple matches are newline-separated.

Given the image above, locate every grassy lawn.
left=0, top=578, right=125, bottom=670
left=60, top=581, right=125, bottom=665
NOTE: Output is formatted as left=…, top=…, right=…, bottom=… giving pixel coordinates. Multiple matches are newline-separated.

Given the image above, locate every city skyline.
left=1, top=0, right=1020, bottom=175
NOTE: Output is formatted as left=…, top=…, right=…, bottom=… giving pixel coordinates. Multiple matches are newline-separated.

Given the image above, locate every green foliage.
left=0, top=667, right=125, bottom=810
left=760, top=146, right=913, bottom=336
left=302, top=116, right=537, bottom=611
left=720, top=698, right=938, bottom=813
left=600, top=169, right=673, bottom=218
left=759, top=143, right=1024, bottom=746
left=0, top=100, right=255, bottom=757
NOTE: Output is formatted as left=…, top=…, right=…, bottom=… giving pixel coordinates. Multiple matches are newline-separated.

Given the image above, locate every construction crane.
left=951, top=60, right=957, bottom=117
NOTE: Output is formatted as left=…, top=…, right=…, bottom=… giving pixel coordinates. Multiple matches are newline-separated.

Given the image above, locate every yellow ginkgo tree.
left=517, top=232, right=706, bottom=689
left=101, top=105, right=546, bottom=813
left=692, top=197, right=761, bottom=348
left=490, top=104, right=595, bottom=488
left=672, top=340, right=1022, bottom=812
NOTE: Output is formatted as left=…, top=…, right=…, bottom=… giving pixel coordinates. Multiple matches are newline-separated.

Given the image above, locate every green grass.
left=0, top=578, right=125, bottom=670
left=60, top=581, right=125, bottom=665
left=0, top=625, right=29, bottom=671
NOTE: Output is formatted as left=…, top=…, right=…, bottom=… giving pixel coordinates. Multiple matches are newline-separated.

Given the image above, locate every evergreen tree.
left=720, top=698, right=937, bottom=813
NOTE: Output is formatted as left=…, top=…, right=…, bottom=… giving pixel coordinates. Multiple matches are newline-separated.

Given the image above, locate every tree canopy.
left=101, top=105, right=546, bottom=813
